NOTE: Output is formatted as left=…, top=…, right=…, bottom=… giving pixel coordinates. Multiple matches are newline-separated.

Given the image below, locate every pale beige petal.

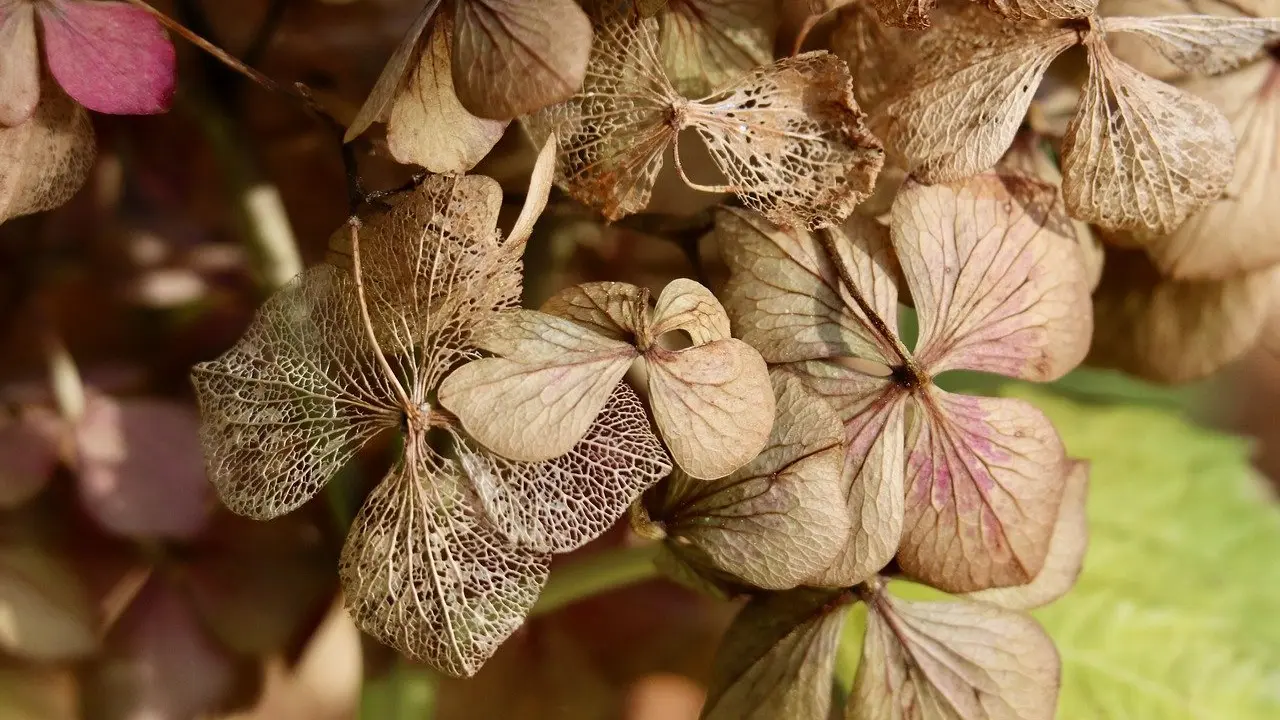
left=452, top=0, right=593, bottom=119
left=1061, top=39, right=1235, bottom=234
left=717, top=207, right=903, bottom=365
left=966, top=459, right=1088, bottom=611
left=457, top=383, right=671, bottom=554
left=897, top=389, right=1069, bottom=593
left=658, top=0, right=779, bottom=98
left=523, top=17, right=677, bottom=220
left=869, top=11, right=1075, bottom=183
left=687, top=51, right=885, bottom=229
left=830, top=2, right=914, bottom=113
left=1102, top=14, right=1280, bottom=76
left=1088, top=246, right=1280, bottom=382
left=0, top=82, right=95, bottom=223
left=191, top=266, right=401, bottom=520
left=1143, top=60, right=1280, bottom=279
left=540, top=281, right=649, bottom=341
left=983, top=0, right=1098, bottom=19
left=653, top=374, right=850, bottom=590
left=650, top=277, right=732, bottom=343
left=437, top=310, right=638, bottom=463
left=506, top=132, right=558, bottom=247
left=703, top=589, right=848, bottom=720
left=344, top=2, right=437, bottom=142
left=786, top=361, right=907, bottom=587
left=850, top=582, right=1060, bottom=720
left=339, top=445, right=549, bottom=677
left=0, top=5, right=39, bottom=127
left=892, top=174, right=1093, bottom=381
left=645, top=338, right=773, bottom=479
left=386, top=14, right=508, bottom=173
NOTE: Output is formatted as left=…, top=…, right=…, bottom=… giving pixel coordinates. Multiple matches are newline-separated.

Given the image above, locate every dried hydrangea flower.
left=701, top=469, right=1085, bottom=720
left=191, top=141, right=671, bottom=676
left=345, top=0, right=592, bottom=171
left=658, top=0, right=779, bottom=97
left=440, top=277, right=773, bottom=480
left=639, top=373, right=851, bottom=591
left=853, top=4, right=1280, bottom=234
left=524, top=15, right=884, bottom=229
left=0, top=0, right=175, bottom=223
left=717, top=172, right=1092, bottom=593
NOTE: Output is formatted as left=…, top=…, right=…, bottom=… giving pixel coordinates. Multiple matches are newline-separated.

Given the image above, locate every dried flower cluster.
left=2, top=0, right=1279, bottom=716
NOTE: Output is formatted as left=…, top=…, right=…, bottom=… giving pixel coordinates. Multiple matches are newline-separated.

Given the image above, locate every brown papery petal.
left=523, top=17, right=678, bottom=220
left=830, top=2, right=914, bottom=113
left=897, top=388, right=1068, bottom=593
left=850, top=584, right=1060, bottom=720
left=339, top=444, right=550, bottom=678
left=703, top=589, right=847, bottom=720
left=984, top=0, right=1098, bottom=19
left=343, top=1, right=438, bottom=142
left=658, top=0, right=779, bottom=98
left=645, top=337, right=773, bottom=479
left=1103, top=13, right=1280, bottom=76
left=966, top=459, right=1088, bottom=610
left=893, top=174, right=1093, bottom=381
left=540, top=281, right=650, bottom=341
left=1087, top=245, right=1280, bottom=383
left=453, top=0, right=593, bottom=120
left=869, top=10, right=1075, bottom=183
left=458, top=382, right=671, bottom=554
left=387, top=14, right=508, bottom=173
left=1144, top=60, right=1280, bottom=279
left=687, top=51, right=885, bottom=230
left=789, top=360, right=908, bottom=588
left=869, top=0, right=934, bottom=28
left=0, top=5, right=40, bottom=127
left=655, top=374, right=850, bottom=590
left=717, top=207, right=902, bottom=365
left=1061, top=39, right=1234, bottom=235
left=191, top=266, right=402, bottom=521
left=0, top=80, right=95, bottom=224
left=437, top=310, right=637, bottom=463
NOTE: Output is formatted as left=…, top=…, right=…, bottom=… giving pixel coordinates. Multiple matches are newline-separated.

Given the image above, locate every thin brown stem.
left=816, top=228, right=927, bottom=386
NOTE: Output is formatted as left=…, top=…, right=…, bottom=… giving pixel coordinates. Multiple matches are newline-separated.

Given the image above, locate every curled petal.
left=458, top=383, right=671, bottom=554
left=1061, top=39, right=1234, bottom=235
left=39, top=0, right=176, bottom=115
left=650, top=278, right=732, bottom=343
left=438, top=311, right=637, bottom=462
left=893, top=174, right=1093, bottom=381
left=339, top=447, right=550, bottom=677
left=897, top=389, right=1069, bottom=593
left=344, top=3, right=437, bottom=142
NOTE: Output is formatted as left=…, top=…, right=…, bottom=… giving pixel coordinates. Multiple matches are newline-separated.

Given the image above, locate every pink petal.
left=74, top=392, right=211, bottom=540
left=38, top=0, right=176, bottom=115
left=0, top=4, right=41, bottom=126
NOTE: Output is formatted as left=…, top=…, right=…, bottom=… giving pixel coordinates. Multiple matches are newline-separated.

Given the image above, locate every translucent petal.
left=1103, top=13, right=1280, bottom=76
left=0, top=79, right=94, bottom=223
left=0, top=5, right=39, bottom=127
left=658, top=0, right=778, bottom=98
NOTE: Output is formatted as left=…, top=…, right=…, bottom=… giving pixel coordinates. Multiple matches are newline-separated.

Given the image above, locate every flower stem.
left=530, top=542, right=664, bottom=617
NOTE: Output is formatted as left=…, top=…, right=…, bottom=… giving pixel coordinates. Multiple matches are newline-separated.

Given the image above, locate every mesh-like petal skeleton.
left=524, top=15, right=885, bottom=229
left=717, top=172, right=1092, bottom=594
left=858, top=5, right=1280, bottom=234
left=190, top=141, right=671, bottom=677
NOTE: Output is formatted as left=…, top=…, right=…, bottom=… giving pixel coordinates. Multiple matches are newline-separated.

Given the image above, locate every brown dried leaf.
left=717, top=207, right=901, bottom=365
left=1061, top=38, right=1234, bottom=234
left=458, top=382, right=671, bottom=553
left=688, top=51, right=885, bottom=229
left=892, top=175, right=1093, bottom=381
left=1102, top=13, right=1280, bottom=76
left=344, top=2, right=438, bottom=142
left=339, top=444, right=550, bottom=678
left=897, top=389, right=1069, bottom=593
left=653, top=373, right=850, bottom=590
left=870, top=0, right=933, bottom=28
left=387, top=13, right=508, bottom=173
left=1088, top=246, right=1280, bottom=382
left=702, top=589, right=847, bottom=720
left=983, top=0, right=1099, bottom=18
left=0, top=546, right=98, bottom=661
left=437, top=310, right=638, bottom=462
left=0, top=80, right=95, bottom=224
left=1142, top=59, right=1280, bottom=279
left=965, top=459, right=1088, bottom=610
left=659, top=0, right=779, bottom=98
left=453, top=0, right=593, bottom=119
left=0, top=4, right=39, bottom=127
left=869, top=11, right=1075, bottom=183
left=850, top=581, right=1060, bottom=720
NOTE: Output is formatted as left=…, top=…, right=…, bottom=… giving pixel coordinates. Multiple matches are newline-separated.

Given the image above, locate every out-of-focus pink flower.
left=0, top=0, right=176, bottom=127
